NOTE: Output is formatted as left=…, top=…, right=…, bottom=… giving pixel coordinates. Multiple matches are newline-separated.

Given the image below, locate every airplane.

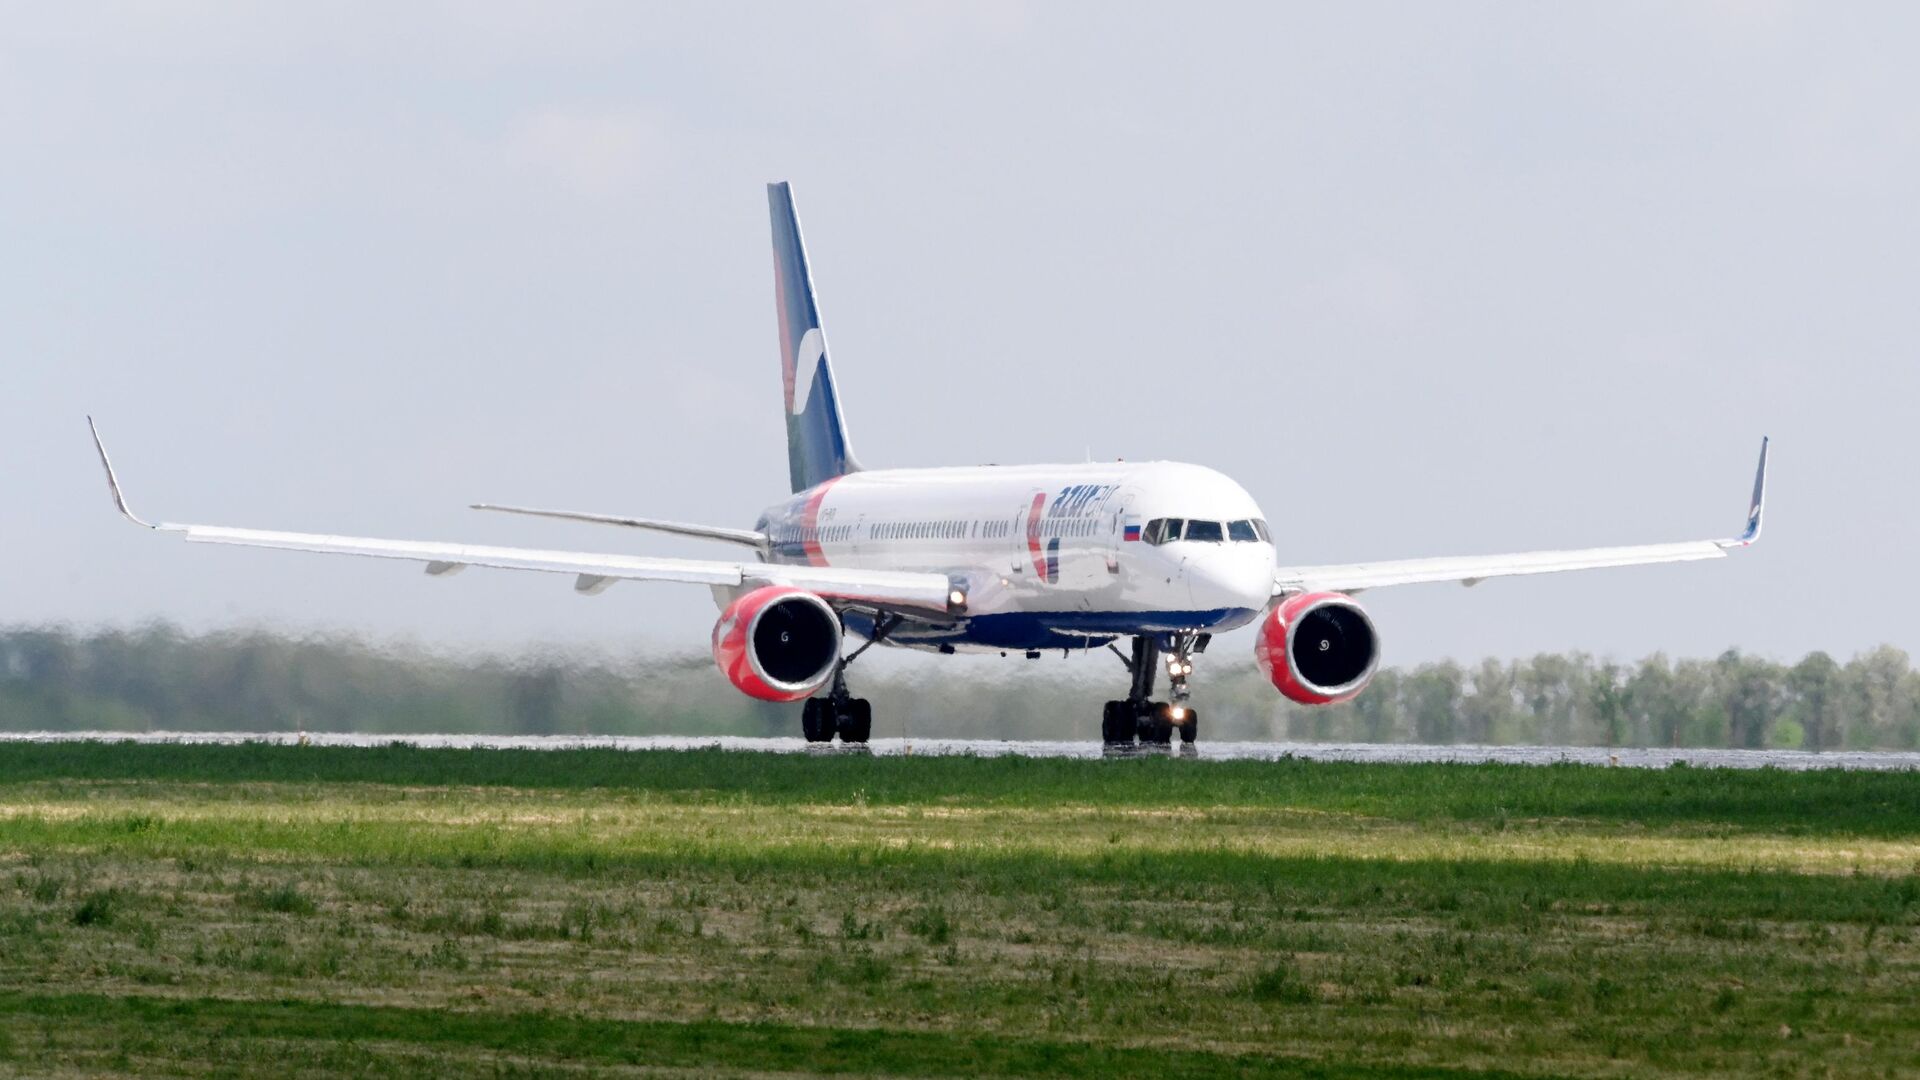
left=88, top=181, right=1769, bottom=747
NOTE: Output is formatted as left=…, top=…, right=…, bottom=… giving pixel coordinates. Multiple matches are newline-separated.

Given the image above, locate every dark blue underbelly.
left=843, top=608, right=1260, bottom=652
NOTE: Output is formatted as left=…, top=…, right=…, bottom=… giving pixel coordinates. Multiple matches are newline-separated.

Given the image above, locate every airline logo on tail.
left=789, top=328, right=826, bottom=416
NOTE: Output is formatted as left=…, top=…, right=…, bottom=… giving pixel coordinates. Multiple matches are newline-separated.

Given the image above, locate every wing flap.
left=1276, top=540, right=1728, bottom=594
left=169, top=524, right=953, bottom=608
left=178, top=525, right=748, bottom=586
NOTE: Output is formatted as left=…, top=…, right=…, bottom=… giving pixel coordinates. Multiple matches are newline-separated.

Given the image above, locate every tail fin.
left=768, top=181, right=860, bottom=494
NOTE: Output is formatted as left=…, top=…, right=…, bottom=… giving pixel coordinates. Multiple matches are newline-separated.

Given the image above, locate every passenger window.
left=1228, top=519, right=1257, bottom=543
left=1185, top=520, right=1223, bottom=543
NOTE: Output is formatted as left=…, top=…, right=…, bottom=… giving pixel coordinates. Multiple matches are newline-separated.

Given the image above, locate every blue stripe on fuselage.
left=844, top=608, right=1260, bottom=652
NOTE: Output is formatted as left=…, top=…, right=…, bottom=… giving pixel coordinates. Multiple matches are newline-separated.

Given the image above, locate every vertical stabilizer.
left=768, top=182, right=860, bottom=493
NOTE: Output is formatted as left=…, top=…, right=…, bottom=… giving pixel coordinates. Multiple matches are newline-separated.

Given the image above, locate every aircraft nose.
left=1187, top=547, right=1275, bottom=613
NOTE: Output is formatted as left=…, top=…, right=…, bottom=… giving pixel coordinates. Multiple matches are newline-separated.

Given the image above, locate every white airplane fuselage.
left=755, top=460, right=1276, bottom=653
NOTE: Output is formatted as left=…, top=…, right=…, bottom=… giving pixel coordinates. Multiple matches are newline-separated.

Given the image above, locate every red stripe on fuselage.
left=1026, top=492, right=1048, bottom=580
left=800, top=476, right=840, bottom=567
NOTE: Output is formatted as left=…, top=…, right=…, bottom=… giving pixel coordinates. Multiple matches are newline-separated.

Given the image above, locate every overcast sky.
left=3, top=2, right=1915, bottom=677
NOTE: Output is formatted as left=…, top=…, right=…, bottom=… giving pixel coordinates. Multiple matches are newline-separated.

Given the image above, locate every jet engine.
left=711, top=586, right=843, bottom=702
left=1254, top=592, right=1380, bottom=705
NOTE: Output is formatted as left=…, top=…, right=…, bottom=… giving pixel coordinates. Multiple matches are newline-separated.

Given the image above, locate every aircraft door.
left=1102, top=493, right=1134, bottom=579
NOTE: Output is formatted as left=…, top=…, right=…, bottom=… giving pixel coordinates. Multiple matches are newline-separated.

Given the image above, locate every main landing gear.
left=800, top=614, right=898, bottom=746
left=1101, top=634, right=1208, bottom=749
left=801, top=691, right=870, bottom=745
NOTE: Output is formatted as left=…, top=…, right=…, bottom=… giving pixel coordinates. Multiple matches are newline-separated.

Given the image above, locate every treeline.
left=1207, top=647, right=1920, bottom=751
left=1, top=624, right=1917, bottom=749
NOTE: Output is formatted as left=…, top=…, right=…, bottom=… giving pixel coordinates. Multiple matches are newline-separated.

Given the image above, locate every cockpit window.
left=1145, top=516, right=1270, bottom=544
left=1184, top=520, right=1224, bottom=543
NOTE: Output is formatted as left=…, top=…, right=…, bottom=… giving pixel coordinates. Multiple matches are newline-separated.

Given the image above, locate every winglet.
left=1723, top=436, right=1768, bottom=548
left=86, top=416, right=161, bottom=529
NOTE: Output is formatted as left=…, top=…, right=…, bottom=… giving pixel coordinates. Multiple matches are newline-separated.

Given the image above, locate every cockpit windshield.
left=1184, top=519, right=1224, bottom=543
left=1142, top=518, right=1269, bottom=545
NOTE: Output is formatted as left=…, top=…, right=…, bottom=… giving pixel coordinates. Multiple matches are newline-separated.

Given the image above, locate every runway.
left=2, top=731, right=1916, bottom=770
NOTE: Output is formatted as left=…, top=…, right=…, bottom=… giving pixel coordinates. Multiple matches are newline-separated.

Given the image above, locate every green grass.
left=0, top=991, right=1527, bottom=1079
left=2, top=741, right=1916, bottom=835
left=0, top=743, right=1915, bottom=1077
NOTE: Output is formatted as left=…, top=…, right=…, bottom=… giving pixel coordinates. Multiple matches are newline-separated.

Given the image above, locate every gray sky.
left=3, top=2, right=1915, bottom=674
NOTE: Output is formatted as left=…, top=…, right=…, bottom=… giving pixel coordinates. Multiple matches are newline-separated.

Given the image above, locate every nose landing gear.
left=1101, top=634, right=1206, bottom=749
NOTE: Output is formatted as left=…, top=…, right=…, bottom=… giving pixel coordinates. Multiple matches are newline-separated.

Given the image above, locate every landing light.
left=948, top=589, right=967, bottom=608
left=1169, top=706, right=1187, bottom=721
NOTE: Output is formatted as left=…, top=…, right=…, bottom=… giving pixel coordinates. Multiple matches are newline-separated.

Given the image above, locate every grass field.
left=0, top=744, right=1914, bottom=1077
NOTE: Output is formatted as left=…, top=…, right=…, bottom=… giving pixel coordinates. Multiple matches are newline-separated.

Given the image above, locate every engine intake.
left=1254, top=592, right=1379, bottom=705
left=712, top=586, right=842, bottom=702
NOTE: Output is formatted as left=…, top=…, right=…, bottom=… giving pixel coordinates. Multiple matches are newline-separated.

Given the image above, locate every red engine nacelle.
left=1254, top=592, right=1381, bottom=705
left=711, top=585, right=843, bottom=702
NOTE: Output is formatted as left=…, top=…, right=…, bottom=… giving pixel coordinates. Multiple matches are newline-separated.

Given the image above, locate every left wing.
left=1274, top=438, right=1768, bottom=595
left=88, top=420, right=963, bottom=615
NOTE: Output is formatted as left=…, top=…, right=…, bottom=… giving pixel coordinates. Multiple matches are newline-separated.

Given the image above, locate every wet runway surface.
left=4, top=732, right=1918, bottom=770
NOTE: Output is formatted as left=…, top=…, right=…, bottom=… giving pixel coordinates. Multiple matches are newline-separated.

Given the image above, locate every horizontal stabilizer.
left=471, top=503, right=767, bottom=551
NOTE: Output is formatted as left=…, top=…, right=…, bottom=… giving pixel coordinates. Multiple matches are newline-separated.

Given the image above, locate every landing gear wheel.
left=801, top=699, right=834, bottom=743
left=1101, top=701, right=1134, bottom=746
left=837, top=698, right=873, bottom=744
left=1177, top=707, right=1199, bottom=744
left=1138, top=704, right=1175, bottom=746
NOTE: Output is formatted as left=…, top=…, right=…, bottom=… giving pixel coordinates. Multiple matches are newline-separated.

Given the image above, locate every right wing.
left=89, top=420, right=962, bottom=616
left=1274, top=437, right=1768, bottom=595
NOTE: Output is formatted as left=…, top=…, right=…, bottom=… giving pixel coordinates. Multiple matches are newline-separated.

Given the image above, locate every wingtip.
left=1734, top=435, right=1768, bottom=547
left=85, top=416, right=158, bottom=529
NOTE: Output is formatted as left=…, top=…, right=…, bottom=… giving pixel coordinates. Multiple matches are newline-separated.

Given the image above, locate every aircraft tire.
left=1100, top=701, right=1133, bottom=745
left=1139, top=704, right=1175, bottom=746
left=1178, top=709, right=1199, bottom=744
left=838, top=699, right=873, bottom=744
left=801, top=699, right=834, bottom=743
